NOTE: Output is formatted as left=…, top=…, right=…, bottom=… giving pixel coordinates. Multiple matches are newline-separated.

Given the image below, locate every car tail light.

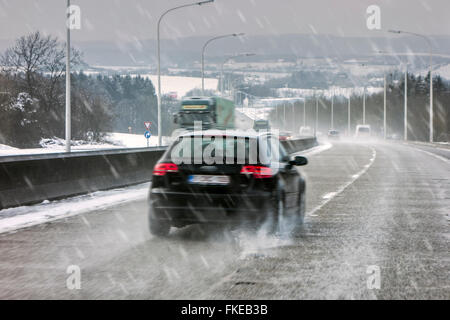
left=240, top=165, right=273, bottom=178
left=153, top=163, right=178, bottom=176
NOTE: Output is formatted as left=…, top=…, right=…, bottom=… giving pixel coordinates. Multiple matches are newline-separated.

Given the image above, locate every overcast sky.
left=0, top=0, right=449, bottom=42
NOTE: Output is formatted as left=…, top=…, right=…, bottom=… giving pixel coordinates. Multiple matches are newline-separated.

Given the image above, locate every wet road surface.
left=0, top=141, right=448, bottom=299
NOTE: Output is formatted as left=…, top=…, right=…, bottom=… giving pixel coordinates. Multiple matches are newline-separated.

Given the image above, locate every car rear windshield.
left=358, top=127, right=370, bottom=133
left=165, top=135, right=272, bottom=165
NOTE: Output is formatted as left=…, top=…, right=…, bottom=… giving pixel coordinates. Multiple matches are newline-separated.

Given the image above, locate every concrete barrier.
left=0, top=137, right=317, bottom=210
left=0, top=147, right=166, bottom=210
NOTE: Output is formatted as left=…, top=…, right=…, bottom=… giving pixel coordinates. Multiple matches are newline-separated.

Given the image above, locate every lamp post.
left=330, top=91, right=334, bottom=129
left=313, top=88, right=319, bottom=137
left=348, top=95, right=351, bottom=136
left=303, top=98, right=306, bottom=128
left=404, top=65, right=408, bottom=140
left=377, top=50, right=410, bottom=140
left=65, top=0, right=71, bottom=152
left=202, top=33, right=244, bottom=94
left=360, top=63, right=367, bottom=125
left=220, top=53, right=255, bottom=96
left=363, top=86, right=366, bottom=125
left=389, top=29, right=433, bottom=142
left=157, top=0, right=214, bottom=146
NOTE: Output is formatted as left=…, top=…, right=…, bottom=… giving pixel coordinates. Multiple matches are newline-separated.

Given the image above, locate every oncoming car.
left=148, top=130, right=308, bottom=236
left=355, top=125, right=371, bottom=139
left=327, top=129, right=340, bottom=140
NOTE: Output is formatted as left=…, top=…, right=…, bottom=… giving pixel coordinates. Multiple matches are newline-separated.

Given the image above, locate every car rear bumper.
left=149, top=188, right=272, bottom=223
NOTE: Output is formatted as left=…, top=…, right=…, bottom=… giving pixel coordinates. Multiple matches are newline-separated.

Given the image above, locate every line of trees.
left=0, top=31, right=167, bottom=148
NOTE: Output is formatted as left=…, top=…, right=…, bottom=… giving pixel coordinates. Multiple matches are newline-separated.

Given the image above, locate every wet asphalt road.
left=0, top=141, right=448, bottom=299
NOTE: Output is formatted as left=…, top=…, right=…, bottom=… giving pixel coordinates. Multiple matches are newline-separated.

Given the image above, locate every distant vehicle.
left=278, top=131, right=292, bottom=141
left=173, top=96, right=235, bottom=130
left=327, top=129, right=340, bottom=139
left=299, top=126, right=313, bottom=136
left=355, top=125, right=371, bottom=138
left=253, top=119, right=270, bottom=131
left=148, top=130, right=308, bottom=236
left=387, top=133, right=400, bottom=140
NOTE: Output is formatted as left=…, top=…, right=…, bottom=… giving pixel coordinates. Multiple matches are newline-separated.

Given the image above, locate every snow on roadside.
left=0, top=133, right=170, bottom=157
left=104, top=132, right=171, bottom=148
left=0, top=144, right=18, bottom=151
left=0, top=182, right=150, bottom=234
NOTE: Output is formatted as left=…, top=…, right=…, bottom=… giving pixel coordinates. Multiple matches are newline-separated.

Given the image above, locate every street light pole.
left=404, top=65, right=408, bottom=141
left=363, top=86, right=366, bottom=125
left=314, top=89, right=319, bottom=137
left=389, top=30, right=433, bottom=142
left=65, top=0, right=71, bottom=153
left=202, top=33, right=244, bottom=94
left=303, top=98, right=306, bottom=128
left=348, top=95, right=351, bottom=136
left=157, top=0, right=214, bottom=147
left=330, top=92, right=334, bottom=129
left=384, top=71, right=387, bottom=139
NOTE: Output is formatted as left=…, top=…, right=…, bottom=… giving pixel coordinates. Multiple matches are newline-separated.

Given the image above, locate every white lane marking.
left=409, top=147, right=449, bottom=164
left=322, top=192, right=337, bottom=199
left=307, top=147, right=377, bottom=217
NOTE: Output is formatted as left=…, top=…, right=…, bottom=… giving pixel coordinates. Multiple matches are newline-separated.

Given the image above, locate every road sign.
left=144, top=131, right=151, bottom=139
left=144, top=121, right=152, bottom=130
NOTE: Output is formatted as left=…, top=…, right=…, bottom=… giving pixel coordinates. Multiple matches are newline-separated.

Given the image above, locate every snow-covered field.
left=0, top=133, right=171, bottom=157
left=240, top=106, right=274, bottom=121
left=277, top=86, right=384, bottom=99
left=79, top=66, right=221, bottom=98
left=133, top=74, right=218, bottom=98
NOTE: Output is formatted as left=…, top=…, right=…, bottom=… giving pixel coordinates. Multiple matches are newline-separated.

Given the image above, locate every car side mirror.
left=289, top=156, right=308, bottom=166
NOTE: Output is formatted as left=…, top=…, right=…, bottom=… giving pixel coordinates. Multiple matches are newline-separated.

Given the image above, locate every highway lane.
left=403, top=141, right=450, bottom=161
left=0, top=141, right=448, bottom=299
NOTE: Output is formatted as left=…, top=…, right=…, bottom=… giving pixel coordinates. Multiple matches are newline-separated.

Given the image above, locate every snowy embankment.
left=0, top=133, right=170, bottom=157
left=0, top=183, right=150, bottom=234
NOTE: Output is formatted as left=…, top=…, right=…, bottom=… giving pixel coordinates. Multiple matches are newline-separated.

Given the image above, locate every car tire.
left=297, top=191, right=306, bottom=225
left=297, top=180, right=306, bottom=224
left=264, top=188, right=285, bottom=235
left=148, top=204, right=170, bottom=237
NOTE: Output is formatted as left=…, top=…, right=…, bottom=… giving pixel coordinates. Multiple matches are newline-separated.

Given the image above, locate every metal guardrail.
left=0, top=138, right=317, bottom=210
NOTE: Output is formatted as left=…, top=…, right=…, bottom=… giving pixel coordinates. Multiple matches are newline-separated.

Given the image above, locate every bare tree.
left=1, top=31, right=82, bottom=98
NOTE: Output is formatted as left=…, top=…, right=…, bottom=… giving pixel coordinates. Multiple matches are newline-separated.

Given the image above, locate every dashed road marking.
left=307, top=147, right=377, bottom=217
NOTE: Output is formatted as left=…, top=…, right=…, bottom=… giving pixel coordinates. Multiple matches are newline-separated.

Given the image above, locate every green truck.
left=174, top=96, right=235, bottom=130
left=253, top=119, right=270, bottom=131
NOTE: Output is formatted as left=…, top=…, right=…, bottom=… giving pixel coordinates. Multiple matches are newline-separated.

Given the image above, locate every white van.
left=355, top=125, right=371, bottom=138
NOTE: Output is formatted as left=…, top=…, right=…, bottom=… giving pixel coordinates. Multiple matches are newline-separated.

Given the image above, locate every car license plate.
left=188, top=175, right=230, bottom=185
